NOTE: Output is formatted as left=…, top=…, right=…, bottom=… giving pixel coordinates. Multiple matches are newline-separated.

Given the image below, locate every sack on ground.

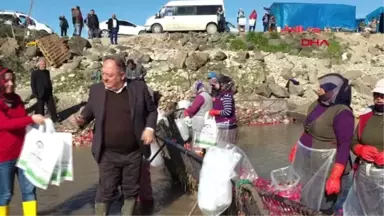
left=17, top=119, right=64, bottom=190
left=194, top=113, right=217, bottom=148
left=198, top=146, right=241, bottom=216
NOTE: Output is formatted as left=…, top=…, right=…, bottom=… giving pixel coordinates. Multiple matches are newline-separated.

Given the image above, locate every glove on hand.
left=325, top=163, right=345, bottom=195
left=354, top=144, right=379, bottom=162
left=374, top=152, right=384, bottom=166
left=208, top=109, right=220, bottom=116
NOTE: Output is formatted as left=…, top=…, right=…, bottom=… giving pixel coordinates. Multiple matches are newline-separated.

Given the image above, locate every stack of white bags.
left=16, top=119, right=73, bottom=189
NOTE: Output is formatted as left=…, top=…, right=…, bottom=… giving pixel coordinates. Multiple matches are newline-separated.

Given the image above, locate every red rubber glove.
left=374, top=152, right=384, bottom=166
left=288, top=144, right=297, bottom=163
left=208, top=109, right=221, bottom=116
left=354, top=144, right=379, bottom=162
left=325, top=163, right=345, bottom=195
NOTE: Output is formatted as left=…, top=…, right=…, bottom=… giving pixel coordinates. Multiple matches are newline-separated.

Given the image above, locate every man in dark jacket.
left=59, top=15, right=69, bottom=37
left=30, top=58, right=59, bottom=122
left=86, top=9, right=99, bottom=39
left=107, top=14, right=119, bottom=45
left=74, top=56, right=157, bottom=216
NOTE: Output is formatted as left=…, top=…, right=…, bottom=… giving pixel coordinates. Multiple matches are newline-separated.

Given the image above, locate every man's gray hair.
left=104, top=55, right=126, bottom=72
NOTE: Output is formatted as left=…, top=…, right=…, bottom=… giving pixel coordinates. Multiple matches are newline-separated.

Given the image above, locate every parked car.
left=99, top=19, right=146, bottom=37
left=0, top=10, right=53, bottom=34
left=144, top=0, right=225, bottom=34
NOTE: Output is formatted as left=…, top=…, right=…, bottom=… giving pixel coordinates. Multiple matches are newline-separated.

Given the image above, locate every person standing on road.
left=59, top=15, right=69, bottom=37
left=30, top=58, right=59, bottom=123
left=86, top=10, right=100, bottom=39
left=0, top=67, right=46, bottom=216
left=74, top=56, right=157, bottom=216
left=107, top=14, right=119, bottom=45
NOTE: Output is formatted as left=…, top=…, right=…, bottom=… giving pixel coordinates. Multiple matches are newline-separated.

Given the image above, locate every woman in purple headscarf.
left=288, top=73, right=354, bottom=214
left=184, top=80, right=213, bottom=138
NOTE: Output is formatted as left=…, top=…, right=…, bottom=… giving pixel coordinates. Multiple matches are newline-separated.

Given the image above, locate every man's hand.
left=141, top=128, right=154, bottom=145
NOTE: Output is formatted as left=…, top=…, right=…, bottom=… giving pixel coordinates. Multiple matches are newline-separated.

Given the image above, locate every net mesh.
left=156, top=114, right=328, bottom=216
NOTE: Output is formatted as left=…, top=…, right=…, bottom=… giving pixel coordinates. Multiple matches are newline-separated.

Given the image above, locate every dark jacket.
left=107, top=18, right=119, bottom=32
left=59, top=17, right=69, bottom=29
left=30, top=69, right=53, bottom=99
left=80, top=80, right=158, bottom=162
left=87, top=14, right=99, bottom=29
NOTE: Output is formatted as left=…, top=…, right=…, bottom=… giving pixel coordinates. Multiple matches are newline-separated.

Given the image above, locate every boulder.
left=214, top=51, right=227, bottom=61
left=68, top=36, right=91, bottom=56
left=0, top=38, right=19, bottom=56
left=268, top=83, right=290, bottom=98
left=235, top=51, right=249, bottom=63
left=25, top=46, right=38, bottom=59
left=185, top=52, right=209, bottom=71
left=171, top=51, right=188, bottom=69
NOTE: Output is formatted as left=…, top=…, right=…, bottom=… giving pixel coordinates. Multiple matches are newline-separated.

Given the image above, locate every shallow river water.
left=9, top=124, right=304, bottom=215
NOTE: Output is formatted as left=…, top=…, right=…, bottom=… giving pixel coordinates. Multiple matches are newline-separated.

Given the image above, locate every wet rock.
left=214, top=51, right=227, bottom=61
left=185, top=52, right=209, bottom=71
left=68, top=36, right=91, bottom=56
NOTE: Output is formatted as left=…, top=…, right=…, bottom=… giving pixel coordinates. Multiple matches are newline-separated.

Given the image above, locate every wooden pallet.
left=37, top=34, right=70, bottom=67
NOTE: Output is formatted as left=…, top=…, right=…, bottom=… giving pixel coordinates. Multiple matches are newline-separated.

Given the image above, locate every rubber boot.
left=22, top=201, right=37, bottom=216
left=121, top=199, right=136, bottom=216
left=94, top=203, right=109, bottom=216
left=0, top=206, right=8, bottom=216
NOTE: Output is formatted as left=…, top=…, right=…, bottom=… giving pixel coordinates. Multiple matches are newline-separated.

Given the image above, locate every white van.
left=144, top=0, right=225, bottom=34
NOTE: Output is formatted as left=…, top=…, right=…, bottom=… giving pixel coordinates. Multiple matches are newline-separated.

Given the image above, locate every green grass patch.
left=229, top=38, right=247, bottom=50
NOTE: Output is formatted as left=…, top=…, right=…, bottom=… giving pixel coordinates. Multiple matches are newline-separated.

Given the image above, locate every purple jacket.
left=213, top=91, right=237, bottom=128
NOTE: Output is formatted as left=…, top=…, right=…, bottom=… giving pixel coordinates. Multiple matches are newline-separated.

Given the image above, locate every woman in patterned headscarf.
left=184, top=80, right=213, bottom=137
left=288, top=73, right=354, bottom=214
left=208, top=75, right=238, bottom=146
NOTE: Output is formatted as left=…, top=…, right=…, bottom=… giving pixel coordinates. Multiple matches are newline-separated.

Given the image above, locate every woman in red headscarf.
left=0, top=67, right=45, bottom=216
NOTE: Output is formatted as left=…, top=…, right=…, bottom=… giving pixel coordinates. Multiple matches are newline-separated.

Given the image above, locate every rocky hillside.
left=1, top=30, right=384, bottom=125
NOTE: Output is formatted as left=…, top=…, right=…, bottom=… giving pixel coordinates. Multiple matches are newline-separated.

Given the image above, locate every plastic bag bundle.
left=175, top=118, right=190, bottom=141
left=17, top=119, right=73, bottom=189
left=198, top=146, right=242, bottom=216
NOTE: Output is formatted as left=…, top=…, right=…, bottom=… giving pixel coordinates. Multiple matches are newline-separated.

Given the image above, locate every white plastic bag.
left=175, top=118, right=189, bottom=141
left=249, top=19, right=256, bottom=26
left=198, top=146, right=242, bottom=216
left=238, top=18, right=246, bottom=26
left=17, top=119, right=64, bottom=190
left=59, top=133, right=73, bottom=182
left=194, top=113, right=217, bottom=148
left=149, top=141, right=164, bottom=167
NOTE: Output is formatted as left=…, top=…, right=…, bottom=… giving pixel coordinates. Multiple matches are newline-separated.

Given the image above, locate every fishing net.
left=156, top=115, right=329, bottom=216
